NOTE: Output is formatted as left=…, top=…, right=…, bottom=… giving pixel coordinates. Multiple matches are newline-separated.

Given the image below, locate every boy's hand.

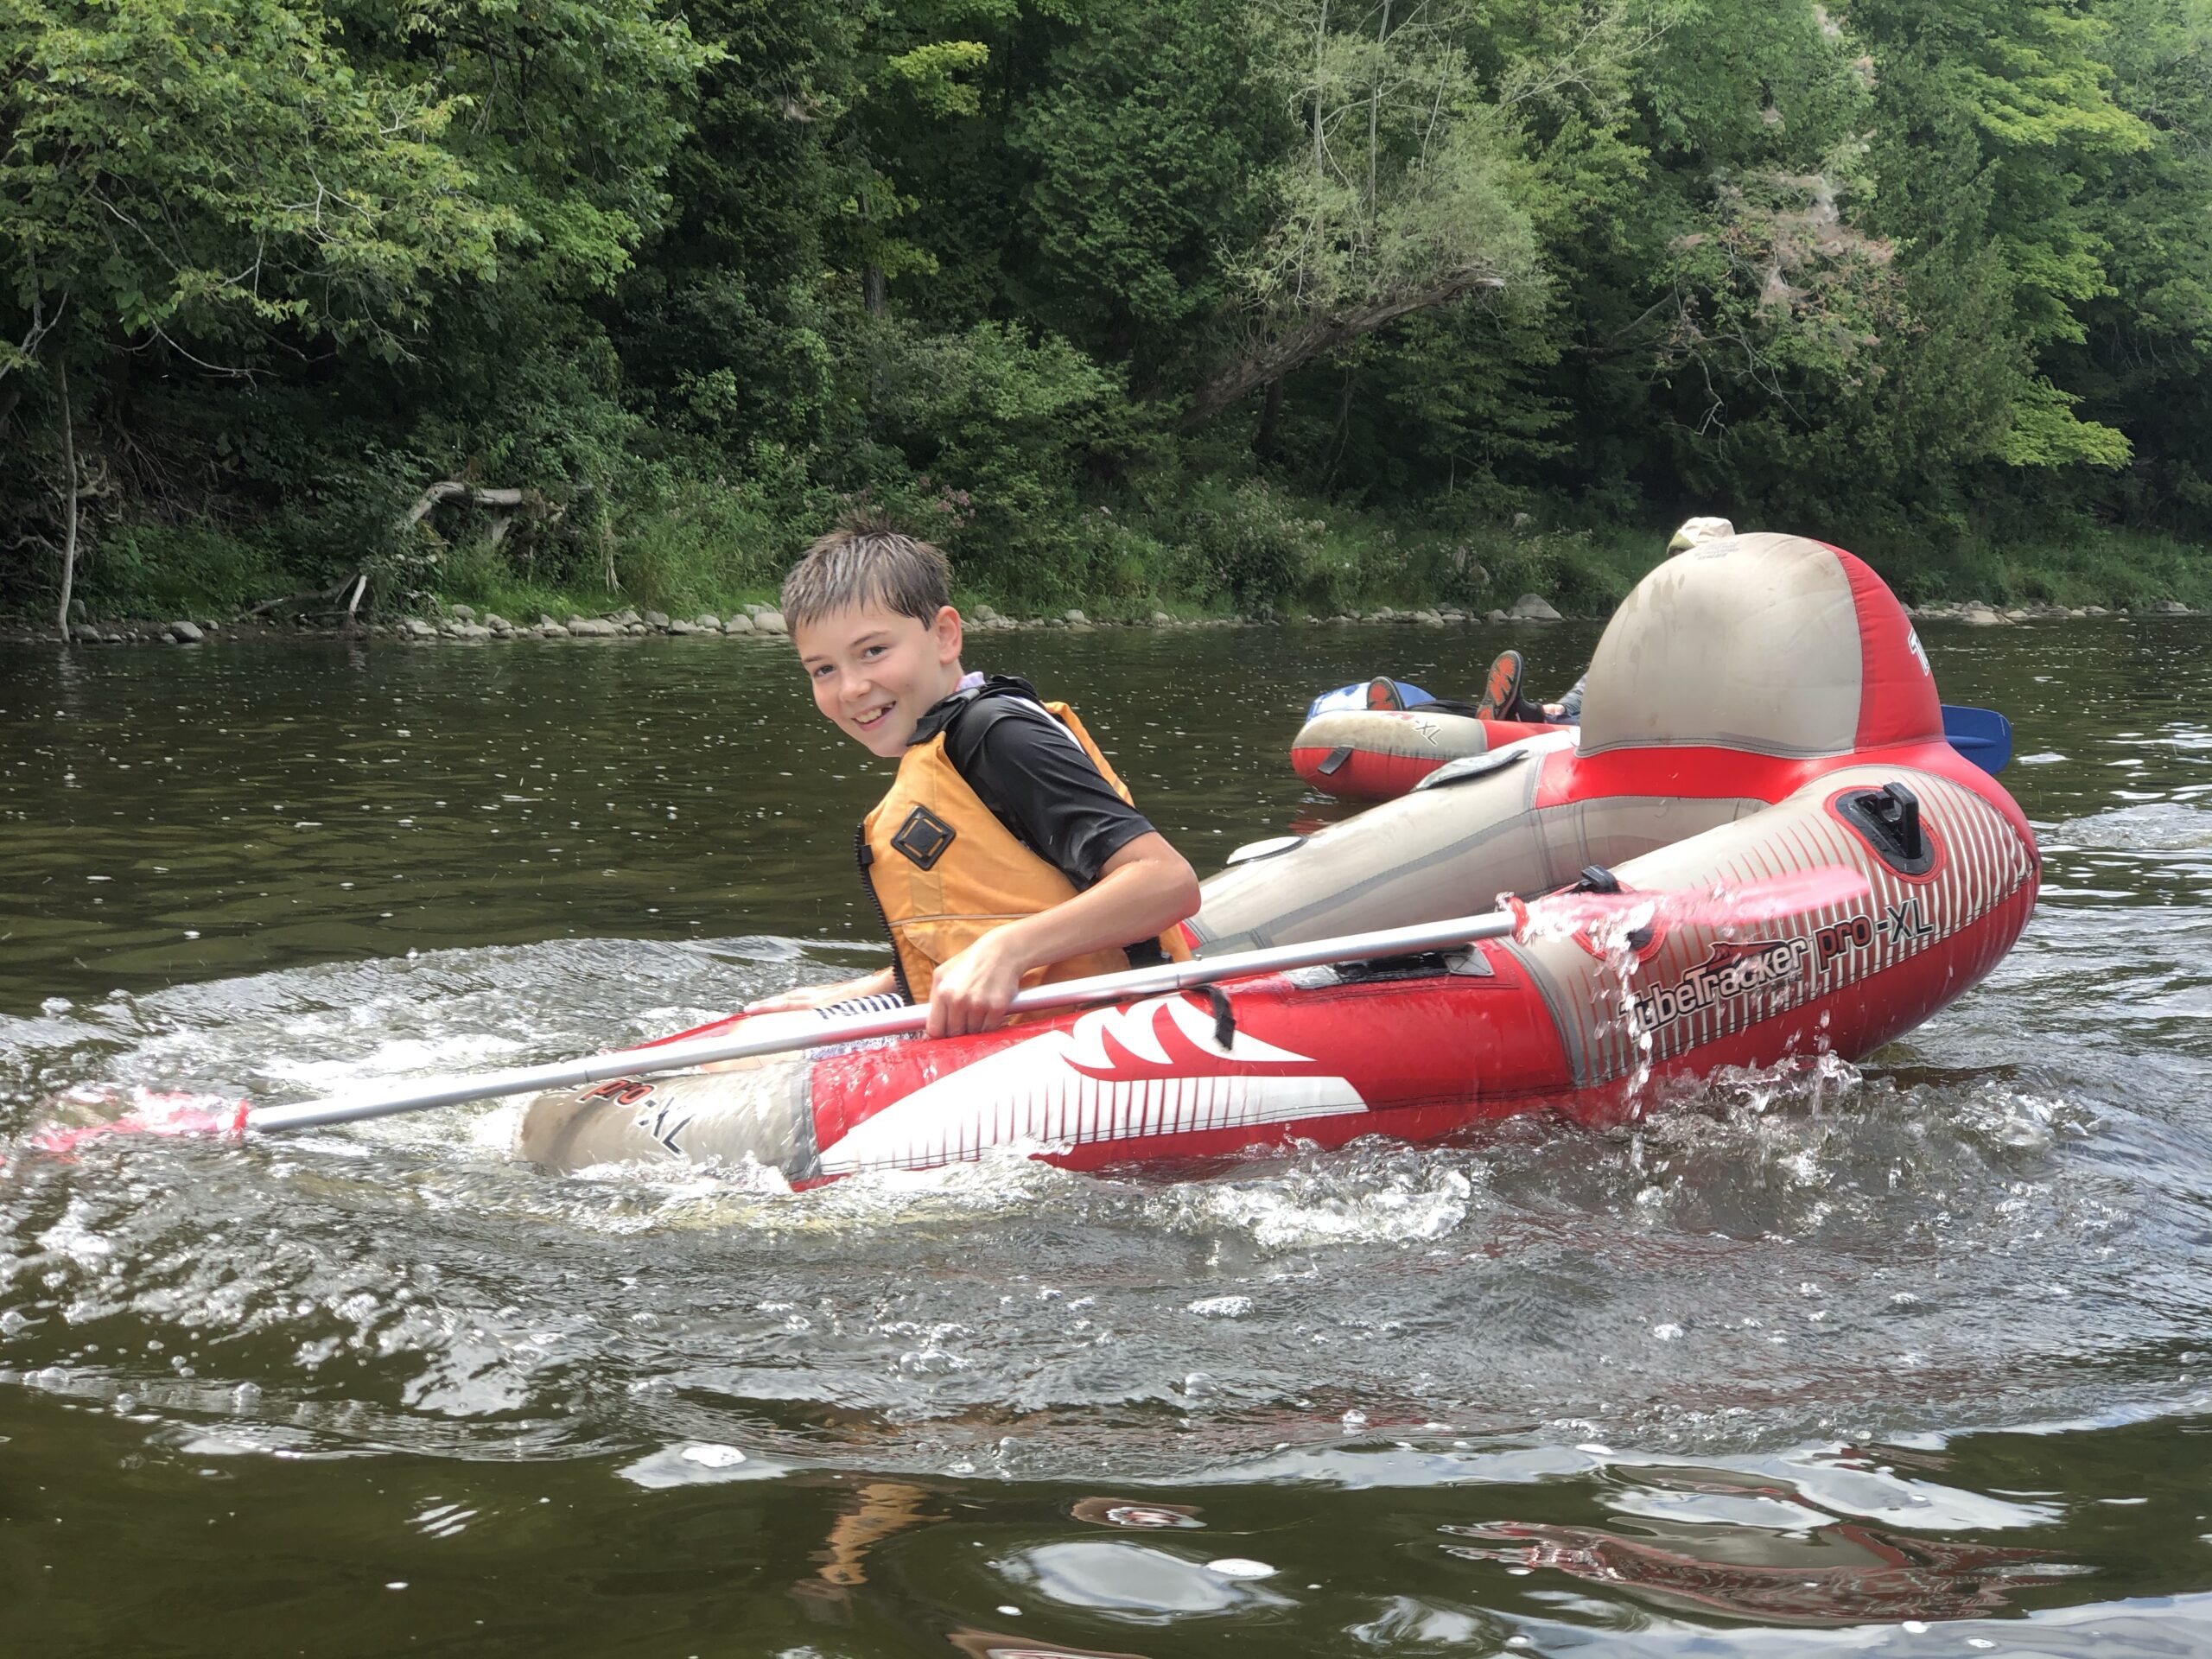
left=925, top=931, right=1026, bottom=1038
left=744, top=967, right=895, bottom=1017
left=743, top=982, right=844, bottom=1021
left=743, top=987, right=834, bottom=1016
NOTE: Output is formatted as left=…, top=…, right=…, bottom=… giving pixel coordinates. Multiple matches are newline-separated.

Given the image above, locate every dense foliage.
left=4, top=0, right=2209, bottom=623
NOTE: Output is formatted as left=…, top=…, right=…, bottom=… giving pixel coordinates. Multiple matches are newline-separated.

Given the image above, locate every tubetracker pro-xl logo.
left=1633, top=936, right=1812, bottom=1032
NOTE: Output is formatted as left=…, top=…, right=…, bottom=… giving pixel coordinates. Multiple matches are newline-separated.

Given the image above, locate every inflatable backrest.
left=1576, top=532, right=1942, bottom=759
left=1192, top=730, right=1764, bottom=953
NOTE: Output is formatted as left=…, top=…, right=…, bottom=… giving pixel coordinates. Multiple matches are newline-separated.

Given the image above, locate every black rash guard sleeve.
left=940, top=696, right=1159, bottom=889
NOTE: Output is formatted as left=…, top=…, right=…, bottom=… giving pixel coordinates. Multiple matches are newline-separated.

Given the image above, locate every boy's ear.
left=931, top=604, right=963, bottom=665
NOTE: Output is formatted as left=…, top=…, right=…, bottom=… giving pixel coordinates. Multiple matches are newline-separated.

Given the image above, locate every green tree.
left=0, top=0, right=705, bottom=626
left=0, top=0, right=502, bottom=630
left=1007, top=0, right=1286, bottom=385
left=2063, top=0, right=2212, bottom=524
left=0, top=0, right=504, bottom=380
left=1188, top=0, right=1548, bottom=433
left=610, top=3, right=857, bottom=462
left=1855, top=0, right=2145, bottom=471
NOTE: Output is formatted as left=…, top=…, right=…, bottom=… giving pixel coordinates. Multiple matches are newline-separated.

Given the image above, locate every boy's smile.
left=792, top=601, right=966, bottom=759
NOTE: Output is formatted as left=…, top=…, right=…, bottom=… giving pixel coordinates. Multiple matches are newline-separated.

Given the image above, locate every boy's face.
left=792, top=601, right=965, bottom=759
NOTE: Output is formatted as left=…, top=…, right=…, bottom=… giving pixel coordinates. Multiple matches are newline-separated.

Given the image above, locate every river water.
left=3, top=615, right=2210, bottom=1656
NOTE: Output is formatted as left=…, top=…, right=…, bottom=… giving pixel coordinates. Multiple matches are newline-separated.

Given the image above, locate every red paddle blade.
left=625, top=1013, right=746, bottom=1052
left=1508, top=866, right=1872, bottom=948
left=9, top=1088, right=248, bottom=1166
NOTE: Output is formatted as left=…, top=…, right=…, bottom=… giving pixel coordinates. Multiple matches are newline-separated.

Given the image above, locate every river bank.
left=10, top=589, right=2197, bottom=648
left=12, top=487, right=2212, bottom=650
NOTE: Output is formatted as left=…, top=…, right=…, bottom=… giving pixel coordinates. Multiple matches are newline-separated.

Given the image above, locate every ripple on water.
left=7, top=942, right=2210, bottom=1492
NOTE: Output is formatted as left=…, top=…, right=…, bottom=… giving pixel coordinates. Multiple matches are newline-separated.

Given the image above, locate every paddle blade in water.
left=7, top=1087, right=248, bottom=1166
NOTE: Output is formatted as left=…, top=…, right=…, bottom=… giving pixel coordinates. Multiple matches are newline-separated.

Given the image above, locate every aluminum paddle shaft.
left=244, top=909, right=1527, bottom=1134
left=245, top=864, right=1866, bottom=1135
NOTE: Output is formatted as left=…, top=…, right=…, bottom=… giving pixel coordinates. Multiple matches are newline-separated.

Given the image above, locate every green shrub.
left=1052, top=509, right=1171, bottom=611
left=852, top=319, right=1125, bottom=594
left=78, top=526, right=289, bottom=616
left=607, top=480, right=791, bottom=611
left=1169, top=480, right=1328, bottom=607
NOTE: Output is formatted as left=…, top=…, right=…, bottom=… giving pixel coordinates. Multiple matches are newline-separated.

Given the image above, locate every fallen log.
left=403, top=481, right=533, bottom=526
left=404, top=480, right=558, bottom=558
left=243, top=481, right=550, bottom=620
left=244, top=575, right=357, bottom=618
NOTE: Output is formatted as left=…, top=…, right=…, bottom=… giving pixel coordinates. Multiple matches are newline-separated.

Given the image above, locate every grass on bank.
left=27, top=478, right=2212, bottom=626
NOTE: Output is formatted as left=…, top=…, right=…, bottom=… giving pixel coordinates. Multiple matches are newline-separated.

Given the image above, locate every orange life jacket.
left=861, top=692, right=1192, bottom=1003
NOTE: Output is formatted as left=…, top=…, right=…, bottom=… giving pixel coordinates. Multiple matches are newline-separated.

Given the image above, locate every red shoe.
left=1365, top=677, right=1404, bottom=711
left=1476, top=651, right=1523, bottom=720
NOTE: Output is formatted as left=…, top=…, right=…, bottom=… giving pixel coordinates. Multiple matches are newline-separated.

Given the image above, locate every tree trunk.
left=858, top=175, right=887, bottom=315
left=244, top=574, right=359, bottom=616
left=1313, top=0, right=1329, bottom=181
left=1253, top=377, right=1286, bottom=457
left=54, top=355, right=78, bottom=644
left=1368, top=2, right=1390, bottom=214
left=1182, top=270, right=1509, bottom=427
left=1320, top=368, right=1358, bottom=486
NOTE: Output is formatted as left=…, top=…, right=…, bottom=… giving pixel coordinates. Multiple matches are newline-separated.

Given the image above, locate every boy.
left=745, top=514, right=1199, bottom=1039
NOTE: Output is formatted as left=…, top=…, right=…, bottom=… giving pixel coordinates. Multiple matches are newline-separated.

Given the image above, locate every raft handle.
left=1224, top=834, right=1305, bottom=868
left=1334, top=951, right=1464, bottom=985
left=1411, top=746, right=1531, bottom=792
left=1204, top=985, right=1236, bottom=1051
left=1838, top=783, right=1934, bottom=875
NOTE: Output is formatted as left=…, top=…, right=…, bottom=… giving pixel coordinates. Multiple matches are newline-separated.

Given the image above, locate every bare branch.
left=404, top=481, right=537, bottom=526
left=54, top=355, right=79, bottom=642
left=1184, top=270, right=1509, bottom=423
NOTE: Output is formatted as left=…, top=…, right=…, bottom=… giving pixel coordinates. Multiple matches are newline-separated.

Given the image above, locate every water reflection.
left=1069, top=1498, right=1205, bottom=1530
left=1445, top=1516, right=2070, bottom=1624
left=996, top=1541, right=1289, bottom=1622
left=949, top=1631, right=1154, bottom=1659
left=803, top=1478, right=935, bottom=1599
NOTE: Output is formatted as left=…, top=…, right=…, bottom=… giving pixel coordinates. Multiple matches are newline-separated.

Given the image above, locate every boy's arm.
left=925, top=831, right=1199, bottom=1038
left=1552, top=673, right=1586, bottom=722
left=745, top=965, right=899, bottom=1016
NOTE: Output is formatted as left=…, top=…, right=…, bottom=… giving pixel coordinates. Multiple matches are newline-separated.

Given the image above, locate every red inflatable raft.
left=518, top=533, right=2038, bottom=1180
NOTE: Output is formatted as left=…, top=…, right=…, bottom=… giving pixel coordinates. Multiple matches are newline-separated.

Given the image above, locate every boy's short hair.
left=781, top=510, right=952, bottom=632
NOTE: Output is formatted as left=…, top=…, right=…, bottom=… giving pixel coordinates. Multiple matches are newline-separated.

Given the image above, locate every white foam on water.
left=1151, top=1157, right=1477, bottom=1250
left=620, top=1442, right=788, bottom=1488
left=1187, top=1294, right=1254, bottom=1319
left=1205, top=1557, right=1274, bottom=1579
left=2050, top=800, right=2212, bottom=853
